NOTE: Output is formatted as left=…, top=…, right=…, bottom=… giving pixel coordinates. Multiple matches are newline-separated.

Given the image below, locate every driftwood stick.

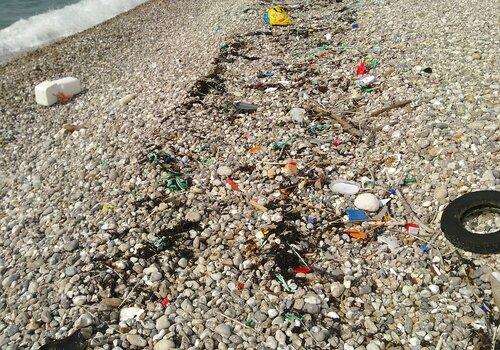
left=306, top=103, right=361, bottom=137
left=370, top=100, right=412, bottom=117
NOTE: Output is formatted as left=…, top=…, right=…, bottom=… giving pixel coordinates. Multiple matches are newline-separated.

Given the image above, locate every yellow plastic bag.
left=268, top=6, right=292, bottom=26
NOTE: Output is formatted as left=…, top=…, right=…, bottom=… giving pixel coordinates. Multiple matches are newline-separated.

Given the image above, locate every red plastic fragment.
left=332, top=138, right=342, bottom=147
left=226, top=178, right=239, bottom=191
left=356, top=60, right=368, bottom=76
left=404, top=223, right=420, bottom=234
left=237, top=281, right=245, bottom=290
left=160, top=297, right=171, bottom=307
left=293, top=266, right=312, bottom=274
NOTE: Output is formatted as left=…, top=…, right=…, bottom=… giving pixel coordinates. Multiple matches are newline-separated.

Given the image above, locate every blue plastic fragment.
left=351, top=23, right=359, bottom=30
left=419, top=243, right=430, bottom=253
left=263, top=13, right=269, bottom=25
left=257, top=71, right=274, bottom=78
left=346, top=208, right=368, bottom=222
left=388, top=188, right=397, bottom=195
left=307, top=217, right=318, bottom=225
left=480, top=304, right=490, bottom=313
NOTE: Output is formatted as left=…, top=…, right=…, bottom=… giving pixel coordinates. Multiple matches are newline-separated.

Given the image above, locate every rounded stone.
left=154, top=339, right=176, bottom=350
left=217, top=166, right=232, bottom=177
left=354, top=193, right=380, bottom=212
left=126, top=334, right=147, bottom=348
left=214, top=324, right=231, bottom=338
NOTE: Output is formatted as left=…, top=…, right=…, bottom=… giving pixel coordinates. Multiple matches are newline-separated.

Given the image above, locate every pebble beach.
left=0, top=0, right=498, bottom=349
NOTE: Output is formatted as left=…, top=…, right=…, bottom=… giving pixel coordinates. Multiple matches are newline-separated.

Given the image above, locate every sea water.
left=0, top=0, right=147, bottom=63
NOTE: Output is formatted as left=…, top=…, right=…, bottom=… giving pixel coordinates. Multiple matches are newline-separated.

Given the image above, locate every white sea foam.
left=0, top=0, right=147, bottom=63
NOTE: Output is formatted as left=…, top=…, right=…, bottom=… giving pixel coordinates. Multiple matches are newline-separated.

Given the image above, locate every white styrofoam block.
left=54, top=77, right=82, bottom=96
left=35, top=80, right=60, bottom=106
left=34, top=77, right=82, bottom=106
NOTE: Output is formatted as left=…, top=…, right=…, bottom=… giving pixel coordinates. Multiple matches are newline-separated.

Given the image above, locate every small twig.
left=369, top=99, right=412, bottom=117
left=306, top=102, right=361, bottom=137
left=301, top=320, right=319, bottom=345
left=288, top=244, right=309, bottom=267
left=288, top=197, right=340, bottom=218
left=492, top=324, right=499, bottom=350
left=118, top=280, right=143, bottom=308
left=219, top=312, right=256, bottom=332
left=397, top=189, right=433, bottom=234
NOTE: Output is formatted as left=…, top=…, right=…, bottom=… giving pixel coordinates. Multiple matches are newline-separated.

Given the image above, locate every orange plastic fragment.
left=283, top=160, right=298, bottom=175
left=249, top=145, right=263, bottom=154
left=347, top=228, right=367, bottom=240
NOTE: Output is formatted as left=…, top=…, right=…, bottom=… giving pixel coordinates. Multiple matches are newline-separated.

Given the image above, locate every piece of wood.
left=305, top=102, right=361, bottom=137
left=369, top=99, right=412, bottom=117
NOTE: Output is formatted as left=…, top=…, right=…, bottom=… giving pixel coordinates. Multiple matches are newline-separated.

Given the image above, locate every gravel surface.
left=0, top=0, right=499, bottom=349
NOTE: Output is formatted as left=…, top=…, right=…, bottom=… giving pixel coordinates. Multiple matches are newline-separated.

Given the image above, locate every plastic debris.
left=332, top=138, right=342, bottom=147
left=330, top=180, right=361, bottom=195
left=245, top=320, right=255, bottom=328
left=368, top=59, right=380, bottom=69
left=377, top=236, right=400, bottom=251
left=272, top=140, right=290, bottom=150
left=265, top=6, right=292, bottom=26
left=388, top=188, right=397, bottom=195
left=165, top=172, right=188, bottom=192
left=306, top=217, right=317, bottom=225
left=351, top=23, right=359, bottom=30
left=283, top=160, right=298, bottom=175
left=120, top=307, right=145, bottom=322
left=404, top=223, right=420, bottom=234
left=257, top=71, right=274, bottom=78
left=249, top=145, right=263, bottom=154
left=160, top=297, right=171, bottom=307
left=419, top=243, right=430, bottom=253
left=347, top=228, right=367, bottom=240
left=490, top=272, right=500, bottom=308
left=356, top=75, right=376, bottom=87
left=294, top=266, right=312, bottom=274
left=284, top=312, right=303, bottom=321
left=346, top=208, right=368, bottom=222
left=234, top=101, right=258, bottom=113
left=276, top=274, right=292, bottom=292
left=147, top=150, right=175, bottom=164
left=101, top=203, right=115, bottom=215
left=35, top=77, right=82, bottom=106
left=226, top=178, right=239, bottom=191
left=237, top=281, right=245, bottom=290
left=403, top=174, right=417, bottom=185
left=356, top=60, right=368, bottom=76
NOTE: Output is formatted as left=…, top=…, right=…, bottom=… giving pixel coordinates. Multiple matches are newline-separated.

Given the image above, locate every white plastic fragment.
left=119, top=307, right=145, bottom=322
left=356, top=75, right=376, bottom=87
left=490, top=271, right=500, bottom=308
left=35, top=77, right=82, bottom=106
left=377, top=236, right=400, bottom=251
left=329, top=180, right=360, bottom=195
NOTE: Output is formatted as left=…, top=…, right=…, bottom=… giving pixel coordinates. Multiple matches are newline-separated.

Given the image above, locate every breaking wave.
left=0, top=0, right=147, bottom=63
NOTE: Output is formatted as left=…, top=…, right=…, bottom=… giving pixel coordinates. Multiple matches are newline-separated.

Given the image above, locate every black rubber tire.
left=441, top=190, right=500, bottom=254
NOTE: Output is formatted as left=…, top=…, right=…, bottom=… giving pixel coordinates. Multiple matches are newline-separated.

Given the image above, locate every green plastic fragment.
left=403, top=175, right=417, bottom=185
left=361, top=87, right=374, bottom=93
left=284, top=312, right=303, bottom=321
left=276, top=274, right=291, bottom=292
left=165, top=172, right=189, bottom=192
left=272, top=141, right=289, bottom=150
left=368, top=59, right=380, bottom=69
left=245, top=320, right=255, bottom=328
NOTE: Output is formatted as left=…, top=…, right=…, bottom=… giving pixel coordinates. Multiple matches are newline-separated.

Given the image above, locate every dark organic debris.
left=39, top=331, right=86, bottom=350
